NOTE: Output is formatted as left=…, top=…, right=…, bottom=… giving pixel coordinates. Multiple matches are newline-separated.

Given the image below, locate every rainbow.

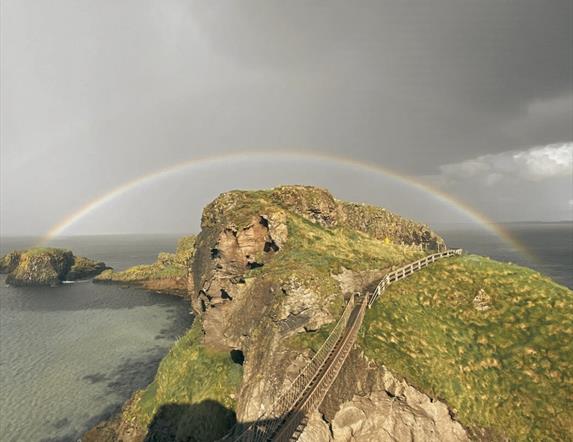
left=42, top=150, right=533, bottom=258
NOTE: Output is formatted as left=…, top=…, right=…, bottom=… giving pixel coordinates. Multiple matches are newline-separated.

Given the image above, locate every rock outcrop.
left=94, top=236, right=195, bottom=297
left=187, top=186, right=457, bottom=436
left=299, top=350, right=469, bottom=442
left=1, top=247, right=109, bottom=286
left=88, top=185, right=573, bottom=441
left=85, top=186, right=456, bottom=442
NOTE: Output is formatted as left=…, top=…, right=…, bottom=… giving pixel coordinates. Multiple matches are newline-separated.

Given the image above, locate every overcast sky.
left=1, top=0, right=572, bottom=237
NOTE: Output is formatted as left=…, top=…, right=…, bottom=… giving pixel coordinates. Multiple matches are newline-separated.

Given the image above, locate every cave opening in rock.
left=264, top=240, right=279, bottom=253
left=230, top=349, right=244, bottom=365
left=211, top=248, right=221, bottom=259
left=259, top=216, right=269, bottom=228
left=230, top=275, right=246, bottom=284
left=246, top=261, right=264, bottom=269
left=221, top=289, right=233, bottom=300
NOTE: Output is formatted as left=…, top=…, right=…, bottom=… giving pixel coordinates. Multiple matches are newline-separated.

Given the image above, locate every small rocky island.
left=0, top=248, right=109, bottom=286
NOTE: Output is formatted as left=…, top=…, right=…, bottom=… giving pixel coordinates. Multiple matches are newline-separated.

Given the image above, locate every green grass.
left=123, top=319, right=243, bottom=439
left=286, top=322, right=336, bottom=353
left=360, top=254, right=573, bottom=441
left=244, top=214, right=426, bottom=351
left=281, top=215, right=424, bottom=273
left=247, top=215, right=424, bottom=301
left=97, top=263, right=185, bottom=282
left=95, top=235, right=195, bottom=283
left=23, top=247, right=71, bottom=257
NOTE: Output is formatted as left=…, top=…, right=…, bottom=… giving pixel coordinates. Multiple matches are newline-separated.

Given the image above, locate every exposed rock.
left=191, top=210, right=286, bottom=349
left=473, top=289, right=492, bottom=311
left=271, top=185, right=341, bottom=227
left=66, top=256, right=110, bottom=280
left=339, top=201, right=446, bottom=251
left=301, top=350, right=469, bottom=441
left=1, top=248, right=109, bottom=286
left=333, top=267, right=389, bottom=295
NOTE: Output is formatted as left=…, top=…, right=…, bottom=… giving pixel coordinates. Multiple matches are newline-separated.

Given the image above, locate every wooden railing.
left=226, top=249, right=462, bottom=441
left=229, top=294, right=359, bottom=441
left=368, top=248, right=463, bottom=307
left=269, top=295, right=368, bottom=441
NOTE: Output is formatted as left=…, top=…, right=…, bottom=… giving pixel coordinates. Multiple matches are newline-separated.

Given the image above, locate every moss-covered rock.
left=0, top=251, right=21, bottom=274
left=93, top=235, right=196, bottom=296
left=66, top=255, right=110, bottom=280
left=1, top=247, right=109, bottom=286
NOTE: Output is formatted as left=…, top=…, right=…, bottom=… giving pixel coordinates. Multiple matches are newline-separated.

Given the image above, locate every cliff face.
left=189, top=186, right=452, bottom=434
left=1, top=248, right=109, bottom=286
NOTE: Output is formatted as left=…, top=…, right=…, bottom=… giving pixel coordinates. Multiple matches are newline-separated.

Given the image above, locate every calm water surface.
left=0, top=225, right=571, bottom=441
left=437, top=222, right=572, bottom=288
left=0, top=235, right=192, bottom=442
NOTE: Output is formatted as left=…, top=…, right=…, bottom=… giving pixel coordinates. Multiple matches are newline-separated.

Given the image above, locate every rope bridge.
left=227, top=249, right=462, bottom=441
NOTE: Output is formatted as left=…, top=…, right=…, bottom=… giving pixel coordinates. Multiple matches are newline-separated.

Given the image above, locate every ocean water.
left=0, top=235, right=192, bottom=442
left=437, top=222, right=573, bottom=288
left=0, top=225, right=571, bottom=442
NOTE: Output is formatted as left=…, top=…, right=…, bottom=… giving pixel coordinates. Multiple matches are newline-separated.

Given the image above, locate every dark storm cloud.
left=191, top=1, right=572, bottom=112
left=1, top=0, right=572, bottom=235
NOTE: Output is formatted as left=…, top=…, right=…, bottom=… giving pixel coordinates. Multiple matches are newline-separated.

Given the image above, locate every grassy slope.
left=123, top=320, right=243, bottom=440
left=360, top=255, right=573, bottom=441
left=95, top=236, right=195, bottom=283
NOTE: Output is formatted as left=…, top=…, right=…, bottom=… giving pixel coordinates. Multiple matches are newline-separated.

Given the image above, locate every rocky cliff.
left=1, top=248, right=109, bottom=286
left=84, top=186, right=573, bottom=442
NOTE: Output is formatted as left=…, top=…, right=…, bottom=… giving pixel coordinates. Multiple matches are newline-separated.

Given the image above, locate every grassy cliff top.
left=360, top=254, right=573, bottom=441
left=248, top=214, right=426, bottom=311
left=201, top=185, right=445, bottom=251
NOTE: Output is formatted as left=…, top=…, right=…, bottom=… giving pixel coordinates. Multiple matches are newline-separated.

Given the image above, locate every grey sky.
left=1, top=0, right=572, bottom=236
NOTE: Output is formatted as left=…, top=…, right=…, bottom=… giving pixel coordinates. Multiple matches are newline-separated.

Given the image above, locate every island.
left=0, top=247, right=109, bottom=286
left=76, top=185, right=571, bottom=441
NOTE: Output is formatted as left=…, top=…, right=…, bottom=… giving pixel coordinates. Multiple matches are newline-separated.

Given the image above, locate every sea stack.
left=0, top=248, right=110, bottom=286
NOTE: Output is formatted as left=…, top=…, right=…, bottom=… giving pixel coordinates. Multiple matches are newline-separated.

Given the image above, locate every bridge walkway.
left=229, top=249, right=462, bottom=441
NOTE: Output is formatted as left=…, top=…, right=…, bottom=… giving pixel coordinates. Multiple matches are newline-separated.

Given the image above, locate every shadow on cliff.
left=143, top=401, right=294, bottom=442
left=144, top=400, right=237, bottom=442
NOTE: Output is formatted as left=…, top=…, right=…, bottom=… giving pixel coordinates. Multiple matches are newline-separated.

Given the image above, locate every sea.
left=0, top=223, right=571, bottom=441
